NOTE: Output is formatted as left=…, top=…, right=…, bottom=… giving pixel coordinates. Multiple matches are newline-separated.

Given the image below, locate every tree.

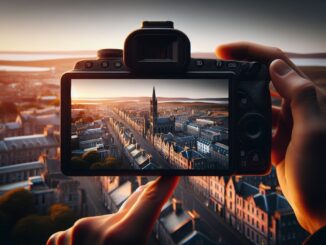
left=12, top=215, right=55, bottom=245
left=82, top=150, right=101, bottom=165
left=0, top=210, right=11, bottom=244
left=90, top=156, right=122, bottom=169
left=49, top=204, right=77, bottom=231
left=0, top=188, right=36, bottom=224
left=71, top=156, right=92, bottom=169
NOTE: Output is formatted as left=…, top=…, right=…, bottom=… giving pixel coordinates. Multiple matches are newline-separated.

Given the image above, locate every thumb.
left=269, top=59, right=318, bottom=123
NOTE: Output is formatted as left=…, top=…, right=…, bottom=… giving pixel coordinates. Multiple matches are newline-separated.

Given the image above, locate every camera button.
left=227, top=62, right=238, bottom=69
left=246, top=150, right=262, bottom=166
left=237, top=91, right=252, bottom=111
left=85, top=61, right=93, bottom=69
left=195, top=59, right=204, bottom=67
left=114, top=61, right=122, bottom=68
left=216, top=60, right=223, bottom=68
left=101, top=61, right=109, bottom=68
left=239, top=113, right=265, bottom=144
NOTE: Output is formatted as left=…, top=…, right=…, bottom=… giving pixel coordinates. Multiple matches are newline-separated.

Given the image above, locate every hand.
left=216, top=42, right=326, bottom=234
left=47, top=176, right=179, bottom=245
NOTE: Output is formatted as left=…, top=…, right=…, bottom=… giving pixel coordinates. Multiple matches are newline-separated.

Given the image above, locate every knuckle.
left=71, top=218, right=93, bottom=239
left=292, top=83, right=316, bottom=102
left=56, top=232, right=68, bottom=245
left=47, top=233, right=58, bottom=245
left=272, top=47, right=286, bottom=58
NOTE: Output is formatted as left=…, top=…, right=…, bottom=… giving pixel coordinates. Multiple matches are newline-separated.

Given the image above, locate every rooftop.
left=178, top=230, right=215, bottom=245
left=0, top=161, right=44, bottom=174
left=253, top=192, right=292, bottom=215
left=157, top=117, right=174, bottom=124
left=0, top=134, right=58, bottom=152
left=109, top=181, right=132, bottom=208
left=160, top=209, right=192, bottom=235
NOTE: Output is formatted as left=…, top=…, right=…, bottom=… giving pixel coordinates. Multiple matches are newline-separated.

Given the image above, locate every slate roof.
left=253, top=193, right=292, bottom=214
left=36, top=114, right=60, bottom=126
left=181, top=149, right=205, bottom=160
left=160, top=208, right=192, bottom=235
left=80, top=128, right=102, bottom=135
left=178, top=230, right=215, bottom=245
left=173, top=145, right=184, bottom=153
left=5, top=122, right=21, bottom=130
left=235, top=181, right=259, bottom=198
left=109, top=181, right=132, bottom=208
left=157, top=117, right=173, bottom=124
left=0, top=161, right=44, bottom=174
left=0, top=134, right=58, bottom=152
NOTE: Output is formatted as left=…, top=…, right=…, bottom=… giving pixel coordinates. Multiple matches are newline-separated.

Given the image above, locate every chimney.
left=136, top=143, right=140, bottom=150
left=234, top=176, right=242, bottom=183
left=188, top=210, right=200, bottom=230
left=137, top=176, right=148, bottom=187
left=259, top=182, right=272, bottom=195
left=44, top=125, right=54, bottom=136
left=172, top=198, right=183, bottom=214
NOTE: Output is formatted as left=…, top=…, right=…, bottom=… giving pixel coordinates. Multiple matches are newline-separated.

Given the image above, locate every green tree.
left=12, top=215, right=55, bottom=245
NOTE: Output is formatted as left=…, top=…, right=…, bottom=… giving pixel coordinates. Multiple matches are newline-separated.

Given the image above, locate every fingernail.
left=272, top=60, right=292, bottom=76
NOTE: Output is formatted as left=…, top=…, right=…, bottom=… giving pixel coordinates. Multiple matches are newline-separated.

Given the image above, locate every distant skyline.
left=0, top=0, right=325, bottom=53
left=71, top=79, right=228, bottom=99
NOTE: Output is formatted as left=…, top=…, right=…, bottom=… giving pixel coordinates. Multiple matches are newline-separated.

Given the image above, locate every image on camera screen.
left=70, top=79, right=229, bottom=171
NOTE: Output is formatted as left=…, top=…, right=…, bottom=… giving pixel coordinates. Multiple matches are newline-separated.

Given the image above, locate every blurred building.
left=0, top=125, right=59, bottom=166
left=155, top=198, right=215, bottom=245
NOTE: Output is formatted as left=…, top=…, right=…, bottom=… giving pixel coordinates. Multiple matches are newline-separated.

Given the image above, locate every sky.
left=71, top=79, right=229, bottom=99
left=0, top=0, right=325, bottom=53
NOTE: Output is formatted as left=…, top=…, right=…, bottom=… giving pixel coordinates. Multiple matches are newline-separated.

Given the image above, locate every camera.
left=61, top=21, right=271, bottom=176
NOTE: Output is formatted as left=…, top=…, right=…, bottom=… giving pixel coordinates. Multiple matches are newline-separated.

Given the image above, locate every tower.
left=150, top=86, right=158, bottom=135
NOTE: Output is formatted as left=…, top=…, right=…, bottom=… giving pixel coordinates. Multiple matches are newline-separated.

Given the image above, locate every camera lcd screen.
left=70, top=79, right=229, bottom=171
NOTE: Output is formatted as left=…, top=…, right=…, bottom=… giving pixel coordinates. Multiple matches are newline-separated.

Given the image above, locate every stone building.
left=0, top=125, right=59, bottom=166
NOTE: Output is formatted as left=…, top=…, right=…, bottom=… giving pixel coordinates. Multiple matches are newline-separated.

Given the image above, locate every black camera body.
left=61, top=21, right=271, bottom=176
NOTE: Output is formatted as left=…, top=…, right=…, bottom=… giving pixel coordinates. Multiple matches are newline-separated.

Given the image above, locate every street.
left=109, top=109, right=171, bottom=168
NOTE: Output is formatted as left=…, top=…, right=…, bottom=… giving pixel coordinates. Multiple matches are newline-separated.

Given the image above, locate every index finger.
left=215, top=41, right=307, bottom=78
left=117, top=176, right=179, bottom=238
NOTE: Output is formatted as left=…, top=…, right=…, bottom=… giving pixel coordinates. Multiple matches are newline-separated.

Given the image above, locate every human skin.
left=48, top=42, right=326, bottom=244
left=47, top=176, right=179, bottom=245
left=216, top=42, right=326, bottom=234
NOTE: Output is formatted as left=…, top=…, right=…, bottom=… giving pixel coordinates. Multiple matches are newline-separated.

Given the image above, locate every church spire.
left=152, top=86, right=156, bottom=100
